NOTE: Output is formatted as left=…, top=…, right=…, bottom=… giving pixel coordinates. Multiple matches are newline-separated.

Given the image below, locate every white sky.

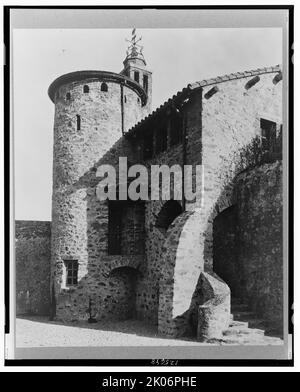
left=13, top=28, right=282, bottom=221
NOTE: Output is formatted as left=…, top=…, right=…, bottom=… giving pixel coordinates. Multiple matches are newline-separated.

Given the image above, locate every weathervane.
left=126, top=28, right=144, bottom=57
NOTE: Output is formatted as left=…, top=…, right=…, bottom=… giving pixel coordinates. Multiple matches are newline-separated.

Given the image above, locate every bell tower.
left=120, top=28, right=152, bottom=112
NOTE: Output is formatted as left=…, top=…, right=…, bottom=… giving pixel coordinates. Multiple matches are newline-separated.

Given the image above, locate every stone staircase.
left=208, top=301, right=283, bottom=345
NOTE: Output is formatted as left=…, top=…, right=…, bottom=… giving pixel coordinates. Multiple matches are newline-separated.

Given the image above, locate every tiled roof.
left=126, top=65, right=281, bottom=136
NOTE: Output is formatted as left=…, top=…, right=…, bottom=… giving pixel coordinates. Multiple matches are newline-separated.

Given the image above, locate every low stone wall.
left=15, top=220, right=51, bottom=315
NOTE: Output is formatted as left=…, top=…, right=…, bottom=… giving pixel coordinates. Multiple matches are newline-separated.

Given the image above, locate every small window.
left=170, top=113, right=183, bottom=146
left=260, top=118, right=276, bottom=152
left=64, top=260, right=78, bottom=286
left=137, top=97, right=140, bottom=104
left=83, top=85, right=89, bottom=93
left=134, top=71, right=140, bottom=84
left=143, top=131, right=153, bottom=160
left=101, top=82, right=108, bottom=92
left=124, top=95, right=127, bottom=103
left=156, top=123, right=168, bottom=154
left=76, top=114, right=81, bottom=131
left=66, top=92, right=71, bottom=100
left=143, top=74, right=148, bottom=93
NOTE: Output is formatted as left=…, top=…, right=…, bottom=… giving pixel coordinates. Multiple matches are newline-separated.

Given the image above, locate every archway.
left=155, top=200, right=183, bottom=231
left=212, top=205, right=242, bottom=298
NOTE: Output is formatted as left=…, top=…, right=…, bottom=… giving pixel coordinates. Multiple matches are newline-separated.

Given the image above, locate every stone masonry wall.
left=15, top=221, right=51, bottom=315
left=234, top=161, right=283, bottom=334
left=201, top=71, right=282, bottom=272
left=51, top=76, right=151, bottom=322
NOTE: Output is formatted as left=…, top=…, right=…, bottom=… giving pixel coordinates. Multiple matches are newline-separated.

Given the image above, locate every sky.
left=13, top=28, right=282, bottom=221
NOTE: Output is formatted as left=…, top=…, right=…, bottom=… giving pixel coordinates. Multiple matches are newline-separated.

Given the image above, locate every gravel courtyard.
left=16, top=316, right=207, bottom=347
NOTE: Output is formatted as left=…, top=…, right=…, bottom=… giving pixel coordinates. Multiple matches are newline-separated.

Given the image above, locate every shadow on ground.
left=16, top=315, right=199, bottom=343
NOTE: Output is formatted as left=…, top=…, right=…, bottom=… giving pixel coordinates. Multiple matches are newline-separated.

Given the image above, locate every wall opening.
left=156, top=122, right=168, bottom=154
left=143, top=131, right=153, bottom=161
left=66, top=92, right=71, bottom=101
left=143, top=74, right=148, bottom=93
left=213, top=205, right=241, bottom=298
left=76, top=114, right=81, bottom=131
left=260, top=118, right=279, bottom=153
left=101, top=82, right=108, bottom=92
left=83, top=85, right=89, bottom=93
left=64, top=260, right=78, bottom=286
left=134, top=71, right=140, bottom=84
left=108, top=201, right=145, bottom=255
left=156, top=200, right=183, bottom=231
left=170, top=111, right=183, bottom=146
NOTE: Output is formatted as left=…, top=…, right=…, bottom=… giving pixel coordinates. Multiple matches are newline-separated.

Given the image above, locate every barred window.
left=65, top=260, right=78, bottom=286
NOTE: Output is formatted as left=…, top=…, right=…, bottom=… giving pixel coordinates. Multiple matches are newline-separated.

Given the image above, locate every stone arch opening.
left=107, top=266, right=140, bottom=320
left=212, top=204, right=241, bottom=298
left=101, top=82, right=108, bottom=92
left=156, top=200, right=183, bottom=231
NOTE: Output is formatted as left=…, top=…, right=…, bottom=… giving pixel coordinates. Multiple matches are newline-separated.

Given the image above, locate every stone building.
left=16, top=32, right=284, bottom=342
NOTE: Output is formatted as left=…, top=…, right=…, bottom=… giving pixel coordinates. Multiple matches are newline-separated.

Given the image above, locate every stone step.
left=216, top=335, right=266, bottom=345
left=223, top=326, right=265, bottom=337
left=229, top=320, right=249, bottom=328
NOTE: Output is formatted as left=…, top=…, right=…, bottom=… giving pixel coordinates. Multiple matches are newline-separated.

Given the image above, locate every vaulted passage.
left=108, top=201, right=145, bottom=255
left=213, top=205, right=242, bottom=298
left=156, top=200, right=183, bottom=231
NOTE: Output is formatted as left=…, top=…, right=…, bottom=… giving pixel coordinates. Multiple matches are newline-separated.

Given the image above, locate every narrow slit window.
left=143, top=131, right=153, bottom=160
left=83, top=85, right=89, bottom=93
left=76, top=115, right=81, bottom=131
left=143, top=74, right=148, bottom=92
left=101, top=82, right=108, bottom=92
left=170, top=112, right=183, bottom=146
left=134, top=71, right=140, bottom=84
left=64, top=260, right=78, bottom=286
left=66, top=92, right=71, bottom=101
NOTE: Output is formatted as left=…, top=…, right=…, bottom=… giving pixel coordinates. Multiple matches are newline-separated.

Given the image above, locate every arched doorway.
left=155, top=200, right=183, bottom=231
left=213, top=205, right=242, bottom=298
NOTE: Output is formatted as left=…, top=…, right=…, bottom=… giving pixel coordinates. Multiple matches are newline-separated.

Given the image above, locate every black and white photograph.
left=3, top=5, right=294, bottom=367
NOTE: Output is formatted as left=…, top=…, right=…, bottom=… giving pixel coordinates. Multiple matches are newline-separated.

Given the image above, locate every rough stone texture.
left=196, top=272, right=231, bottom=341
left=50, top=68, right=152, bottom=322
left=15, top=221, right=51, bottom=315
left=234, top=161, right=283, bottom=335
left=212, top=161, right=283, bottom=335
left=17, top=60, right=283, bottom=343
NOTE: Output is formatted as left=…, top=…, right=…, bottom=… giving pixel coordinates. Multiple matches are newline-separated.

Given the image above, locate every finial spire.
left=125, top=28, right=144, bottom=59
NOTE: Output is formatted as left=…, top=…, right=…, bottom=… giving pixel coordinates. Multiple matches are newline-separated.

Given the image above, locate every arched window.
left=83, top=85, right=89, bottom=93
left=101, top=82, right=108, bottom=92
left=66, top=92, right=71, bottom=101
left=156, top=200, right=183, bottom=231
left=76, top=114, right=81, bottom=131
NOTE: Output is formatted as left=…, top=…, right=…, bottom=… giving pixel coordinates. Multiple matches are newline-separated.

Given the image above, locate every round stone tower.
left=48, top=31, right=152, bottom=318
